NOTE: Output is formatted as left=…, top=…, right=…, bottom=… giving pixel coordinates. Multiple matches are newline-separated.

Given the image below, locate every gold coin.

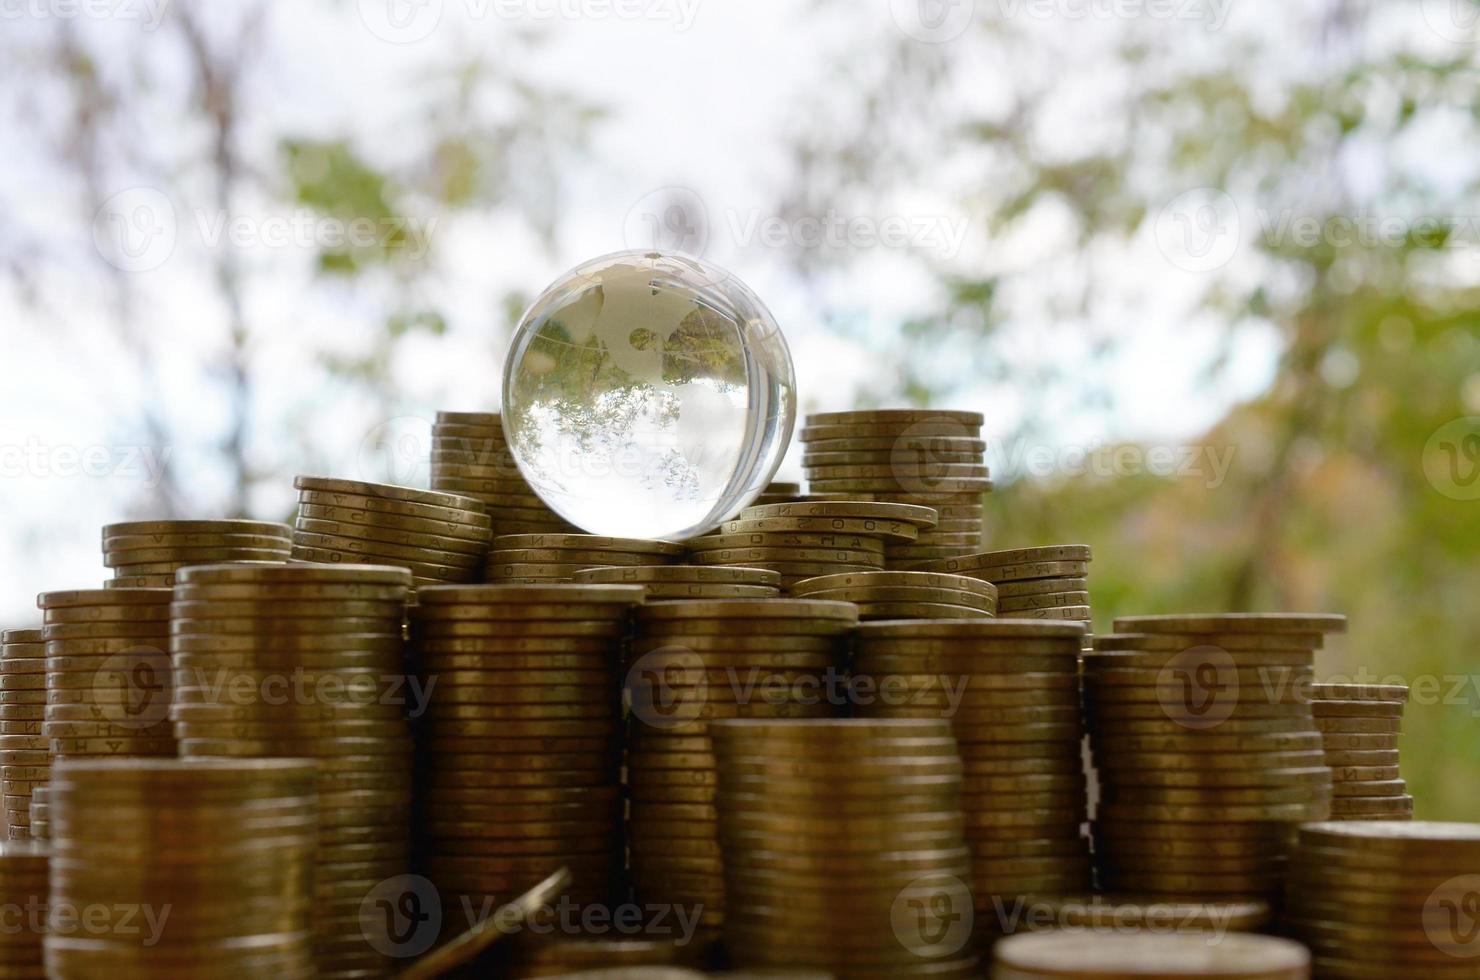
left=1113, top=613, right=1347, bottom=635
left=719, top=517, right=919, bottom=543
left=102, top=520, right=291, bottom=539
left=1311, top=682, right=1409, bottom=702
left=294, top=488, right=490, bottom=528
left=177, top=563, right=413, bottom=587
left=104, top=532, right=292, bottom=553
left=575, top=565, right=780, bottom=586
left=739, top=501, right=937, bottom=526
left=992, top=578, right=1090, bottom=599
left=1315, top=717, right=1401, bottom=734
left=857, top=619, right=1083, bottom=640
left=292, top=529, right=480, bottom=567
left=418, top=584, right=645, bottom=606
left=484, top=533, right=681, bottom=556
left=295, top=502, right=491, bottom=542
left=805, top=409, right=985, bottom=426
left=1310, top=699, right=1404, bottom=717
left=996, top=592, right=1091, bottom=612
left=294, top=517, right=488, bottom=555
left=689, top=531, right=887, bottom=553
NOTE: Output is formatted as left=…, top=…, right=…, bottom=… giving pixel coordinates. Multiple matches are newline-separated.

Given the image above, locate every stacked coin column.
left=430, top=411, right=578, bottom=536
left=905, top=545, right=1093, bottom=630
left=851, top=620, right=1091, bottom=940
left=709, top=718, right=981, bottom=978
left=0, top=629, right=49, bottom=840
left=409, top=584, right=643, bottom=914
left=625, top=600, right=857, bottom=931
left=1312, top=682, right=1412, bottom=821
left=791, top=570, right=996, bottom=620
left=37, top=589, right=176, bottom=766
left=485, top=534, right=684, bottom=584
left=45, top=758, right=317, bottom=978
left=101, top=520, right=292, bottom=588
left=169, top=563, right=414, bottom=979
left=0, top=841, right=46, bottom=978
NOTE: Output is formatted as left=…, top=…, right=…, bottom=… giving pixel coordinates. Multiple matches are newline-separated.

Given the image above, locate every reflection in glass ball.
left=501, top=250, right=795, bottom=540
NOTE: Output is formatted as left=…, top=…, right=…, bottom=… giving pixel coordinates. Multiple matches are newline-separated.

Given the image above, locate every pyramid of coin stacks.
left=1312, top=682, right=1412, bottom=821
left=799, top=408, right=990, bottom=564
left=429, top=411, right=578, bottom=535
left=45, top=758, right=317, bottom=977
left=0, top=841, right=46, bottom=979
left=486, top=534, right=684, bottom=583
left=102, top=520, right=294, bottom=588
left=0, top=629, right=48, bottom=840
left=991, top=931, right=1313, bottom=980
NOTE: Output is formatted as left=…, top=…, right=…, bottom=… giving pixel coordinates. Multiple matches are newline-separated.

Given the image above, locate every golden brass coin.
left=293, top=475, right=484, bottom=512
left=292, top=530, right=480, bottom=568
left=1312, top=682, right=1408, bottom=702
left=178, top=563, right=414, bottom=586
left=799, top=586, right=992, bottom=609
left=690, top=531, right=887, bottom=554
left=1113, top=613, right=1347, bottom=635
left=801, top=436, right=985, bottom=453
left=1322, top=749, right=1400, bottom=767
left=1098, top=798, right=1329, bottom=822
left=1084, top=665, right=1312, bottom=686
left=993, top=577, right=1089, bottom=598
left=486, top=533, right=682, bottom=556
left=102, top=519, right=291, bottom=539
left=485, top=550, right=663, bottom=569
left=1328, top=794, right=1414, bottom=815
left=638, top=600, right=857, bottom=623
left=1317, top=733, right=1399, bottom=751
left=575, top=565, right=780, bottom=586
left=805, top=408, right=985, bottom=426
left=1094, top=632, right=1323, bottom=652
left=1311, top=699, right=1404, bottom=717
left=792, top=570, right=995, bottom=596
left=1316, top=717, right=1401, bottom=734
left=170, top=633, right=402, bottom=654
left=1330, top=765, right=1401, bottom=782
left=1091, top=718, right=1319, bottom=737
left=739, top=501, right=938, bottom=526
left=294, top=517, right=488, bottom=556
left=1331, top=779, right=1407, bottom=798
left=171, top=615, right=396, bottom=636
left=104, top=546, right=290, bottom=567
left=719, top=517, right=920, bottom=543
left=294, top=490, right=490, bottom=531
left=295, top=502, right=491, bottom=543
left=857, top=619, right=1083, bottom=640
left=104, top=532, right=292, bottom=554
left=417, top=584, right=644, bottom=606
left=168, top=599, right=405, bottom=621
left=907, top=556, right=1090, bottom=582
left=686, top=547, right=885, bottom=565
left=997, top=592, right=1091, bottom=612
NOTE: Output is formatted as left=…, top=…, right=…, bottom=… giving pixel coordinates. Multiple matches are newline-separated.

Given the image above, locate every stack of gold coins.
left=37, top=588, right=175, bottom=764
left=852, top=620, right=1091, bottom=934
left=791, top=570, right=996, bottom=619
left=1284, top=821, right=1480, bottom=975
left=409, top=584, right=644, bottom=912
left=903, top=546, right=1092, bottom=629
left=25, top=786, right=46, bottom=841
left=45, top=758, right=317, bottom=977
left=709, top=718, right=980, bottom=978
left=170, top=562, right=413, bottom=978
left=0, top=841, right=45, bottom=978
left=102, top=520, right=293, bottom=588
left=1312, top=683, right=1412, bottom=821
left=799, top=409, right=989, bottom=564
left=686, top=501, right=936, bottom=592
left=573, top=565, right=782, bottom=599
left=990, top=931, right=1311, bottom=979
left=0, top=629, right=48, bottom=840
left=751, top=481, right=804, bottom=506
left=486, top=533, right=684, bottom=584
left=291, top=476, right=491, bottom=586
left=625, top=600, right=856, bottom=930
left=980, top=894, right=1271, bottom=939
left=1087, top=615, right=1346, bottom=901
left=430, top=411, right=577, bottom=535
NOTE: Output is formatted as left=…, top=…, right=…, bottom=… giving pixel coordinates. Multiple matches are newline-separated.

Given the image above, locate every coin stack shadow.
left=1086, top=615, right=1348, bottom=904
left=851, top=620, right=1092, bottom=946
left=903, top=546, right=1092, bottom=632
left=101, top=520, right=293, bottom=589
left=624, top=600, right=857, bottom=931
left=1283, top=821, right=1480, bottom=977
left=430, top=411, right=579, bottom=536
left=709, top=718, right=981, bottom=978
left=38, top=588, right=176, bottom=767
left=169, top=563, right=414, bottom=979
left=485, top=534, right=685, bottom=584
left=989, top=930, right=1312, bottom=980
left=0, top=841, right=45, bottom=978
left=573, top=565, right=782, bottom=600
left=799, top=409, right=990, bottom=565
left=1312, top=683, right=1413, bottom=821
left=291, top=476, right=492, bottom=587
left=408, top=584, right=643, bottom=919
left=751, top=481, right=805, bottom=506
left=45, top=758, right=318, bottom=977
left=791, top=570, right=997, bottom=620
left=1, top=629, right=49, bottom=840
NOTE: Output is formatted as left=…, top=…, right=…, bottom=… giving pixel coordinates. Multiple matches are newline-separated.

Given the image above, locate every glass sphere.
left=501, top=250, right=795, bottom=540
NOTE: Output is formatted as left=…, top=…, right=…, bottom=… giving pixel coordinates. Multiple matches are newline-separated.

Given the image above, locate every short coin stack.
left=170, top=563, right=414, bottom=978
left=486, top=533, right=684, bottom=583
left=45, top=758, right=318, bottom=978
left=625, top=600, right=856, bottom=929
left=409, top=584, right=643, bottom=912
left=25, top=787, right=46, bottom=841
left=791, top=570, right=996, bottom=620
left=430, top=411, right=579, bottom=535
left=0, top=629, right=48, bottom=840
left=852, top=620, right=1091, bottom=932
left=1087, top=615, right=1346, bottom=902
left=573, top=565, right=782, bottom=599
left=102, top=520, right=293, bottom=588
left=1313, top=683, right=1412, bottom=821
left=990, top=931, right=1311, bottom=979
left=904, top=546, right=1092, bottom=630
left=37, top=588, right=176, bottom=764
left=686, top=501, right=935, bottom=592
left=1284, top=821, right=1480, bottom=977
left=799, top=409, right=989, bottom=564
left=291, top=476, right=491, bottom=586
left=709, top=718, right=980, bottom=978
left=0, top=842, right=46, bottom=978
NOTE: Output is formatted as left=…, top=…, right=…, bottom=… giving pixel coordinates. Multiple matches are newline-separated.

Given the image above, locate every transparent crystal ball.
left=501, top=250, right=796, bottom=540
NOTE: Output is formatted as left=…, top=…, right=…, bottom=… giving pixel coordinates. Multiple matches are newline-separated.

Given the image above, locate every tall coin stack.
left=102, top=520, right=293, bottom=588
left=486, top=533, right=684, bottom=583
left=990, top=931, right=1311, bottom=980
left=625, top=601, right=857, bottom=930
left=45, top=758, right=318, bottom=978
left=1, top=629, right=48, bottom=840
left=0, top=842, right=46, bottom=979
left=686, top=501, right=935, bottom=592
left=170, top=563, right=414, bottom=978
left=409, top=584, right=643, bottom=913
left=1313, top=683, right=1412, bottom=821
left=1087, top=615, right=1346, bottom=902
left=791, top=570, right=996, bottom=620
left=904, top=546, right=1092, bottom=631
left=1283, top=821, right=1480, bottom=977
left=430, top=411, right=578, bottom=535
left=37, top=588, right=176, bottom=763
left=799, top=409, right=989, bottom=564
left=709, top=718, right=980, bottom=979
left=852, top=620, right=1091, bottom=938
left=573, top=565, right=782, bottom=599
left=292, top=476, right=491, bottom=586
